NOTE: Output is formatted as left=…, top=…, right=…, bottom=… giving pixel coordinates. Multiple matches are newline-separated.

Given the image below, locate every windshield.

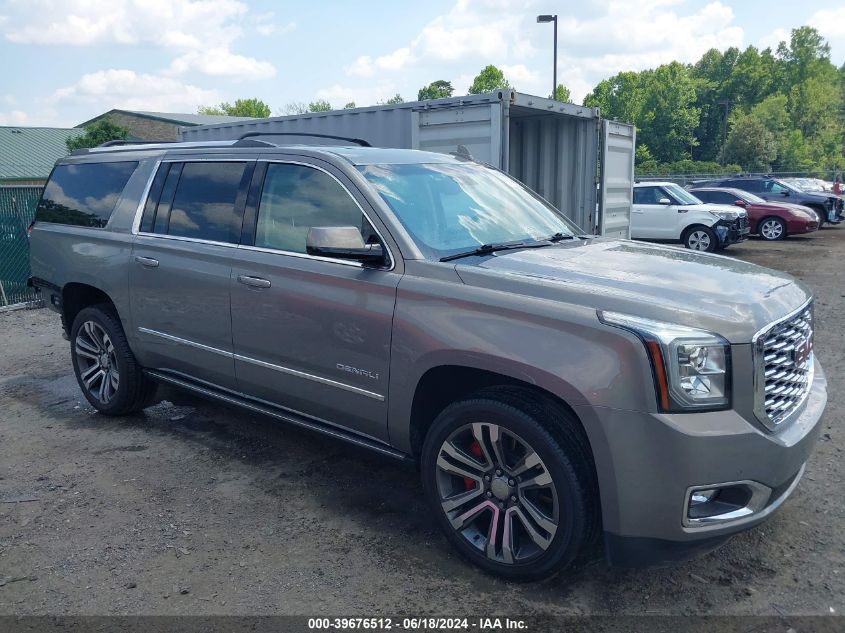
left=736, top=190, right=766, bottom=204
left=359, top=162, right=581, bottom=259
left=773, top=179, right=801, bottom=194
left=663, top=183, right=703, bottom=205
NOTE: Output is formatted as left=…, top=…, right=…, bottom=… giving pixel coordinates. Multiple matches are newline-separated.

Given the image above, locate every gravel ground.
left=0, top=228, right=842, bottom=617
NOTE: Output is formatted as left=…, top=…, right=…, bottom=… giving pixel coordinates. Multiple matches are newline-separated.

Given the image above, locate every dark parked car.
left=691, top=176, right=843, bottom=226
left=690, top=187, right=819, bottom=241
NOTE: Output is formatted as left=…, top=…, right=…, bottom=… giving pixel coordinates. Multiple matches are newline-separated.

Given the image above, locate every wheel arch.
left=62, top=282, right=118, bottom=335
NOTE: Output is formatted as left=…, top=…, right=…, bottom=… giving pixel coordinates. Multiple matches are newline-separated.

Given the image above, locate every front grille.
left=754, top=302, right=814, bottom=430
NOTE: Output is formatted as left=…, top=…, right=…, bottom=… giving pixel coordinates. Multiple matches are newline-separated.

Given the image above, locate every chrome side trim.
left=138, top=327, right=233, bottom=357
left=137, top=327, right=384, bottom=401
left=233, top=353, right=385, bottom=401
left=145, top=369, right=406, bottom=461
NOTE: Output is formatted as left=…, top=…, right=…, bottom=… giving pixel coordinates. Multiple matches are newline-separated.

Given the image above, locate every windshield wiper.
left=548, top=232, right=575, bottom=242
left=440, top=241, right=549, bottom=262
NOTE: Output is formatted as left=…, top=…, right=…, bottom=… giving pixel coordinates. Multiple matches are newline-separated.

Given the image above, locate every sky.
left=1, top=0, right=844, bottom=128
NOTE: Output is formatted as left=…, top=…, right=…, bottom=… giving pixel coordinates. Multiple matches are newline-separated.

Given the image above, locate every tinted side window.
left=692, top=190, right=713, bottom=202
left=36, top=161, right=138, bottom=228
left=166, top=162, right=247, bottom=243
left=730, top=180, right=760, bottom=193
left=714, top=191, right=737, bottom=204
left=633, top=186, right=660, bottom=204
left=255, top=163, right=371, bottom=254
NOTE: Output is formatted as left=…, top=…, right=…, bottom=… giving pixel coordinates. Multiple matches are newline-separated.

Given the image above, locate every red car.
left=689, top=187, right=819, bottom=241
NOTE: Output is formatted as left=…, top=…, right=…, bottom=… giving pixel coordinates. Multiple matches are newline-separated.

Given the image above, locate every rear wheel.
left=70, top=305, right=157, bottom=415
left=759, top=217, right=786, bottom=241
left=683, top=225, right=718, bottom=252
left=421, top=388, right=596, bottom=581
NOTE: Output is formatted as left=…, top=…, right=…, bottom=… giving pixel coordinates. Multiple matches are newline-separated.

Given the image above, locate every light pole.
left=537, top=14, right=558, bottom=99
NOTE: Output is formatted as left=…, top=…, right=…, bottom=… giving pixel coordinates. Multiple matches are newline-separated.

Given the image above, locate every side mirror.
left=734, top=199, right=747, bottom=207
left=306, top=226, right=385, bottom=264
left=658, top=197, right=672, bottom=205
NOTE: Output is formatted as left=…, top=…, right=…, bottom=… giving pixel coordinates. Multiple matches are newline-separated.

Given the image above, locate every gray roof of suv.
left=74, top=141, right=461, bottom=166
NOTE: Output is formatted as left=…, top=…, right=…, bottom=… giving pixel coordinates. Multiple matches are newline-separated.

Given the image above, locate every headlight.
left=708, top=209, right=737, bottom=221
left=598, top=311, right=731, bottom=411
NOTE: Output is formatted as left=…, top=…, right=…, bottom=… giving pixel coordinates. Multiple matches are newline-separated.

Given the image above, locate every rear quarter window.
left=35, top=161, right=139, bottom=228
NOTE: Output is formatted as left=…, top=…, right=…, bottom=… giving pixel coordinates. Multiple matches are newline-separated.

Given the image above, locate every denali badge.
left=336, top=363, right=379, bottom=380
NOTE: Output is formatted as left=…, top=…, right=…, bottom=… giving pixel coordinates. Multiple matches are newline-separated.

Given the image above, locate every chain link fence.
left=0, top=185, right=43, bottom=310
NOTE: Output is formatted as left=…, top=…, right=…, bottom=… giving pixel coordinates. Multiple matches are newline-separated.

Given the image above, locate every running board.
left=144, top=369, right=412, bottom=463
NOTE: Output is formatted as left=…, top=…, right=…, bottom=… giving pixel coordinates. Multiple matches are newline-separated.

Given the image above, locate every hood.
left=454, top=238, right=810, bottom=343
left=758, top=202, right=818, bottom=219
left=701, top=203, right=747, bottom=218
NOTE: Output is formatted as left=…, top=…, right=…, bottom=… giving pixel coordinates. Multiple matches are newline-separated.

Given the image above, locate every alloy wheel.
left=687, top=230, right=711, bottom=251
left=435, top=422, right=559, bottom=565
left=74, top=320, right=119, bottom=403
left=760, top=219, right=784, bottom=240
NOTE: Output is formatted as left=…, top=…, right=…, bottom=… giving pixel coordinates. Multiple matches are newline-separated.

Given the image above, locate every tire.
left=421, top=387, right=597, bottom=581
left=683, top=225, right=718, bottom=252
left=758, top=216, right=787, bottom=241
left=809, top=206, right=827, bottom=227
left=70, top=304, right=157, bottom=416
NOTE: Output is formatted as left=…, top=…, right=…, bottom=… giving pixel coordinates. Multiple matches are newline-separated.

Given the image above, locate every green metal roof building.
left=0, top=126, right=83, bottom=185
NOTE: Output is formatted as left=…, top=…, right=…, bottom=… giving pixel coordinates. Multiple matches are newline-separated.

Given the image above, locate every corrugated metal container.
left=180, top=91, right=634, bottom=237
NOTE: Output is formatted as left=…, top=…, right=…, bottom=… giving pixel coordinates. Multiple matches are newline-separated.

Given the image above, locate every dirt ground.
left=0, top=228, right=843, bottom=618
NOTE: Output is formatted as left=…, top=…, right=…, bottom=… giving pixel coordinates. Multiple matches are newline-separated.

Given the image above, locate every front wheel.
left=683, top=226, right=718, bottom=252
left=759, top=217, right=786, bottom=241
left=70, top=305, right=156, bottom=415
left=421, top=388, right=597, bottom=581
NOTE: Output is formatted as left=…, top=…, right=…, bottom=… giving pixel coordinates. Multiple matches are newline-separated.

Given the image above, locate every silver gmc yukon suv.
left=29, top=138, right=827, bottom=581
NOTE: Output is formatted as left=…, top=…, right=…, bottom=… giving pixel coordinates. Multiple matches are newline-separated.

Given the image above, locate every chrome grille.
left=754, top=302, right=814, bottom=430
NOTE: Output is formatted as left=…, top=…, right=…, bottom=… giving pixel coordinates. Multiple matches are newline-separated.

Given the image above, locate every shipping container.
left=180, top=91, right=635, bottom=238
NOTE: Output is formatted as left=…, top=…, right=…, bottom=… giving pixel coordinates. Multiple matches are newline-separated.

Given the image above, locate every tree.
left=66, top=119, right=129, bottom=151
left=550, top=84, right=571, bottom=102
left=197, top=98, right=271, bottom=118
left=418, top=80, right=454, bottom=100
left=777, top=26, right=831, bottom=89
left=343, top=101, right=356, bottom=109
left=279, top=102, right=309, bottom=116
left=721, top=116, right=777, bottom=171
left=308, top=99, right=332, bottom=112
left=583, top=71, right=646, bottom=124
left=379, top=92, right=405, bottom=105
left=638, top=62, right=700, bottom=163
left=468, top=65, right=511, bottom=94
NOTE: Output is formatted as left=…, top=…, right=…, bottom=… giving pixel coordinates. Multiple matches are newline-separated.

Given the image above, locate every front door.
left=631, top=185, right=678, bottom=239
left=230, top=159, right=400, bottom=442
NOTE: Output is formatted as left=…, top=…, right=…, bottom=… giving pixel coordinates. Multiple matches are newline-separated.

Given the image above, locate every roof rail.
left=235, top=131, right=371, bottom=147
left=97, top=139, right=179, bottom=147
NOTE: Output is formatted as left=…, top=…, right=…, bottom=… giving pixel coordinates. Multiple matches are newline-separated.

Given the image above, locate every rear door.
left=229, top=157, right=401, bottom=442
left=130, top=159, right=254, bottom=390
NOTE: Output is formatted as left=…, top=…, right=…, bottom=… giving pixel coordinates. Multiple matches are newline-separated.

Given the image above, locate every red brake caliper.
left=465, top=440, right=483, bottom=489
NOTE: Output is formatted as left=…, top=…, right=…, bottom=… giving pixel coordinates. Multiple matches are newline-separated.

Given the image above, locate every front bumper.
left=575, top=359, right=827, bottom=568
left=786, top=217, right=819, bottom=234
left=715, top=217, right=750, bottom=246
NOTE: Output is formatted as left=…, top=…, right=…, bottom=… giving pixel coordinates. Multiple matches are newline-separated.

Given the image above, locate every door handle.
left=678, top=209, right=688, bottom=213
left=238, top=275, right=271, bottom=289
left=134, top=256, right=159, bottom=268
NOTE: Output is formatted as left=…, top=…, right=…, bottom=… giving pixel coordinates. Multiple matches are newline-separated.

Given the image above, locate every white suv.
left=632, top=181, right=749, bottom=252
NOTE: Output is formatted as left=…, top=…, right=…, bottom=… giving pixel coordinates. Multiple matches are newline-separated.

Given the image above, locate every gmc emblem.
left=793, top=339, right=812, bottom=366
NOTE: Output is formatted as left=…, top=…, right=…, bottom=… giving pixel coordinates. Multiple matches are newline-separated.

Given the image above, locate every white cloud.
left=0, top=110, right=30, bottom=125
left=0, top=0, right=275, bottom=80
left=808, top=7, right=845, bottom=47
left=169, top=49, right=276, bottom=81
left=51, top=69, right=221, bottom=113
left=337, top=0, right=747, bottom=104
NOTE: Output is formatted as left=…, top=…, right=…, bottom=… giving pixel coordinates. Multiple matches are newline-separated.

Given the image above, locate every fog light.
left=690, top=488, right=718, bottom=506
